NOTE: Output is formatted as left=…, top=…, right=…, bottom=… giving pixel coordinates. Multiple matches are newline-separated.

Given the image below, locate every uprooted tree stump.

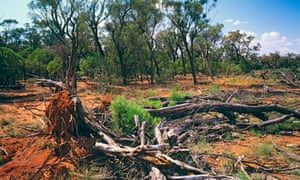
left=45, top=90, right=96, bottom=155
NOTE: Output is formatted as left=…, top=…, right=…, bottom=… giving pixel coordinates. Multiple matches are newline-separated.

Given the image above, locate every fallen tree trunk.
left=147, top=102, right=300, bottom=122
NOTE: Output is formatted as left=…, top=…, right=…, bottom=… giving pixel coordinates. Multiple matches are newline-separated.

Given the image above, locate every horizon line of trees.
left=1, top=0, right=299, bottom=90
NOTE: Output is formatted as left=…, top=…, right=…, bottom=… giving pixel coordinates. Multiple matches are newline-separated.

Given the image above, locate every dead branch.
left=225, top=89, right=239, bottom=103
left=147, top=102, right=300, bottom=121
left=169, top=174, right=237, bottom=180
left=148, top=166, right=167, bottom=180
left=279, top=71, right=300, bottom=87
left=234, top=155, right=252, bottom=180
left=272, top=140, right=300, bottom=162
left=239, top=114, right=294, bottom=130
left=0, top=147, right=8, bottom=156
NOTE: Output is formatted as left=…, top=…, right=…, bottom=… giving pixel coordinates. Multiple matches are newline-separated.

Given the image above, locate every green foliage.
left=168, top=87, right=188, bottom=102
left=110, top=96, right=159, bottom=134
left=0, top=47, right=22, bottom=85
left=206, top=84, right=221, bottom=95
left=47, top=56, right=63, bottom=79
left=251, top=142, right=275, bottom=159
left=144, top=99, right=162, bottom=109
left=294, top=169, right=300, bottom=177
left=265, top=119, right=300, bottom=134
left=25, top=48, right=54, bottom=77
left=249, top=128, right=263, bottom=137
left=237, top=169, right=250, bottom=180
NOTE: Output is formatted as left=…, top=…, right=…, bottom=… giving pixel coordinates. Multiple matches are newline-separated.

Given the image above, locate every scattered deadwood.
left=36, top=78, right=66, bottom=92
left=147, top=102, right=300, bottom=123
left=239, top=114, right=294, bottom=130
left=272, top=140, right=300, bottom=162
left=37, top=79, right=300, bottom=178
left=279, top=71, right=300, bottom=87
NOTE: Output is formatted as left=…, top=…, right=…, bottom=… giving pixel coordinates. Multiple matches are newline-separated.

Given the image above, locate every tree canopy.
left=0, top=0, right=299, bottom=88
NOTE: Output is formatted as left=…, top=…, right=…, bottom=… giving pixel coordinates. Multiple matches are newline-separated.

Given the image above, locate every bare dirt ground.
left=0, top=75, right=299, bottom=179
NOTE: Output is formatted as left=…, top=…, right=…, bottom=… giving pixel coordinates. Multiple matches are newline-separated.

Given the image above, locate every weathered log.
left=36, top=78, right=65, bottom=92
left=147, top=102, right=300, bottom=121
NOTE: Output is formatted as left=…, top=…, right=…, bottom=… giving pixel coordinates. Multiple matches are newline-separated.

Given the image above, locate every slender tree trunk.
left=179, top=45, right=187, bottom=76
left=201, top=49, right=214, bottom=81
left=184, top=40, right=197, bottom=84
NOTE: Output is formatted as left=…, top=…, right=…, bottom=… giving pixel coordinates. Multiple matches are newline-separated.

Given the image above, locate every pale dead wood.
left=272, top=140, right=300, bottom=162
left=234, top=155, right=252, bottom=180
left=140, top=121, right=146, bottom=147
left=0, top=146, right=8, bottom=156
left=225, top=89, right=239, bottom=103
left=240, top=114, right=294, bottom=130
left=169, top=174, right=237, bottom=180
left=148, top=166, right=167, bottom=180
left=279, top=71, right=300, bottom=88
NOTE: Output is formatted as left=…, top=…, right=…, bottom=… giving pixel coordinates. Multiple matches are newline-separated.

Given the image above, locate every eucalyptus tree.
left=105, top=0, right=134, bottom=85
left=0, top=19, right=18, bottom=46
left=195, top=23, right=223, bottom=80
left=29, top=0, right=85, bottom=93
left=163, top=0, right=217, bottom=84
left=87, top=0, right=111, bottom=58
left=222, top=30, right=260, bottom=73
left=130, top=0, right=163, bottom=84
left=156, top=28, right=184, bottom=78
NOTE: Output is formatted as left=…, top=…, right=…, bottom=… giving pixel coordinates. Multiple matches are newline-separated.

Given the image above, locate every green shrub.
left=110, top=96, right=159, bottom=134
left=168, top=88, right=188, bottom=102
left=144, top=99, right=162, bottom=109
left=249, top=128, right=263, bottom=137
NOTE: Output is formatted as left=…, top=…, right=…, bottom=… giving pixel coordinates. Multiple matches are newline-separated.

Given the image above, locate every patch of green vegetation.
left=144, top=99, right=162, bottom=109
left=250, top=142, right=275, bottom=159
left=294, top=169, right=300, bottom=177
left=77, top=161, right=94, bottom=180
left=145, top=89, right=157, bottom=97
left=168, top=87, right=188, bottom=102
left=270, top=73, right=279, bottom=81
left=249, top=128, right=263, bottom=137
left=264, top=124, right=280, bottom=134
left=224, top=132, right=233, bottom=140
left=265, top=119, right=300, bottom=134
left=228, top=77, right=237, bottom=83
left=237, top=169, right=250, bottom=180
left=110, top=95, right=160, bottom=134
left=206, top=84, right=221, bottom=95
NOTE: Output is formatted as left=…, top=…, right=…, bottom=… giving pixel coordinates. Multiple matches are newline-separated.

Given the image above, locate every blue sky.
left=0, top=0, right=300, bottom=55
left=211, top=0, right=300, bottom=55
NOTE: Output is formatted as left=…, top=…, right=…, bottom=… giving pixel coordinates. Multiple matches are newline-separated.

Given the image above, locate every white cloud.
left=225, top=19, right=234, bottom=23
left=240, top=30, right=256, bottom=37
left=258, top=31, right=300, bottom=55
left=233, top=20, right=241, bottom=25
left=295, top=38, right=300, bottom=44
left=225, top=19, right=248, bottom=25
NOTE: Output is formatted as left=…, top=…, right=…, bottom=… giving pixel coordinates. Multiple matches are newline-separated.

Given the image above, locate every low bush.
left=110, top=96, right=159, bottom=134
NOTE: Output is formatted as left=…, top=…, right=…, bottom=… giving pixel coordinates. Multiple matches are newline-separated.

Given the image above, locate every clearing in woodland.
left=0, top=73, right=299, bottom=180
